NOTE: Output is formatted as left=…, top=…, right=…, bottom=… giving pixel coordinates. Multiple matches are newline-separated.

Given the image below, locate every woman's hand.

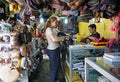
left=65, top=35, right=71, bottom=40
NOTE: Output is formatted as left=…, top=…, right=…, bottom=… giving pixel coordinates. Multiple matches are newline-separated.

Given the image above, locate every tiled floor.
left=30, top=54, right=65, bottom=82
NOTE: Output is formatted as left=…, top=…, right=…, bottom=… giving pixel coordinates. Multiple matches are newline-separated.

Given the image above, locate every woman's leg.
left=47, top=47, right=60, bottom=82
left=55, top=47, right=61, bottom=81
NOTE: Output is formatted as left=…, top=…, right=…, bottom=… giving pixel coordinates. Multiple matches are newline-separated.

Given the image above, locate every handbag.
left=18, top=32, right=32, bottom=44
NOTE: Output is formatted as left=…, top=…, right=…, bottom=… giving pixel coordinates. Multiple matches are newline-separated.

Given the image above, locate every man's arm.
left=88, top=32, right=100, bottom=41
left=88, top=36, right=96, bottom=41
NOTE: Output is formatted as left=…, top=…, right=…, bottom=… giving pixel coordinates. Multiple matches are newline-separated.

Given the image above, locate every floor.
left=30, top=54, right=65, bottom=82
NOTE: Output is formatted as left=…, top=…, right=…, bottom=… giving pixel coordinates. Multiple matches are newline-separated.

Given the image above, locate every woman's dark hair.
left=88, top=24, right=96, bottom=30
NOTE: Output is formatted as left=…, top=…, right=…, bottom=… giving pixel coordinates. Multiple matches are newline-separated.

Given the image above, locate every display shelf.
left=65, top=75, right=68, bottom=82
left=69, top=44, right=106, bottom=51
left=0, top=42, right=11, bottom=44
left=66, top=44, right=105, bottom=82
left=64, top=65, right=83, bottom=82
left=66, top=60, right=70, bottom=68
left=0, top=31, right=21, bottom=82
left=85, top=57, right=120, bottom=82
left=0, top=31, right=17, bottom=35
left=0, top=32, right=41, bottom=82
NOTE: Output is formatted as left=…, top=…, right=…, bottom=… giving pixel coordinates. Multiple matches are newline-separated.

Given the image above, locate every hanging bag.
left=50, top=0, right=65, bottom=10
left=18, top=31, right=32, bottom=45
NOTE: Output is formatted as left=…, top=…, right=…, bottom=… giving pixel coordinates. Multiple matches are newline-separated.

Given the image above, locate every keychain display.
left=0, top=23, right=12, bottom=32
left=0, top=32, right=19, bottom=47
left=0, top=46, right=9, bottom=52
left=0, top=35, right=10, bottom=43
left=10, top=35, right=18, bottom=46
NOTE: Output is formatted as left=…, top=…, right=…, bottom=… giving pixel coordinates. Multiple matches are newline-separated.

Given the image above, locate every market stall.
left=0, top=0, right=120, bottom=82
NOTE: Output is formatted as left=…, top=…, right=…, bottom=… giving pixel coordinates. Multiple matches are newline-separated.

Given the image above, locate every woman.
left=45, top=16, right=68, bottom=82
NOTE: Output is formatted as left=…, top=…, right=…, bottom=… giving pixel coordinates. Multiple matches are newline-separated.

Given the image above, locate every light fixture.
left=64, top=18, right=68, bottom=24
left=40, top=17, right=44, bottom=23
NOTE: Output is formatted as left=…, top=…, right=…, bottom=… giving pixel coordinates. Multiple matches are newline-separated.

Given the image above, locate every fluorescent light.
left=40, top=18, right=44, bottom=23
left=64, top=18, right=68, bottom=24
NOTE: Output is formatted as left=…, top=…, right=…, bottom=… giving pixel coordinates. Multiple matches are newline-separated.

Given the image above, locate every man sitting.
left=81, top=24, right=100, bottom=43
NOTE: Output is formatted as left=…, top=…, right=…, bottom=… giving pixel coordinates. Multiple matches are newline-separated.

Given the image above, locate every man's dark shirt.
left=89, top=32, right=100, bottom=38
left=81, top=32, right=100, bottom=43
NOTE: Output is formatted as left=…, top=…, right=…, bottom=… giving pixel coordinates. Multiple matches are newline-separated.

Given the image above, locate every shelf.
left=0, top=28, right=41, bottom=82
left=66, top=44, right=106, bottom=82
left=64, top=66, right=83, bottom=82
left=69, top=44, right=105, bottom=51
left=66, top=59, right=84, bottom=72
left=65, top=75, right=68, bottom=82
left=66, top=60, right=70, bottom=68
left=0, top=42, right=10, bottom=44
left=85, top=57, right=120, bottom=82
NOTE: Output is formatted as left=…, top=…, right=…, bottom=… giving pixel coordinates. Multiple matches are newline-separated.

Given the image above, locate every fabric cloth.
left=45, top=27, right=59, bottom=50
left=50, top=3, right=64, bottom=10
left=47, top=47, right=61, bottom=82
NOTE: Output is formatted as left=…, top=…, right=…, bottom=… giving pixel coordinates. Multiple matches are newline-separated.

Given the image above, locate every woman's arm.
left=48, top=33, right=65, bottom=42
left=48, top=33, right=70, bottom=42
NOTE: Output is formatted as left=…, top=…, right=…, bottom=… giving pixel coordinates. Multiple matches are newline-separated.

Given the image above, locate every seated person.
left=81, top=24, right=100, bottom=43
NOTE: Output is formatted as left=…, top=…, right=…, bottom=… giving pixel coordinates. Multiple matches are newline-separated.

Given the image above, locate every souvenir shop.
left=0, top=0, right=120, bottom=82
